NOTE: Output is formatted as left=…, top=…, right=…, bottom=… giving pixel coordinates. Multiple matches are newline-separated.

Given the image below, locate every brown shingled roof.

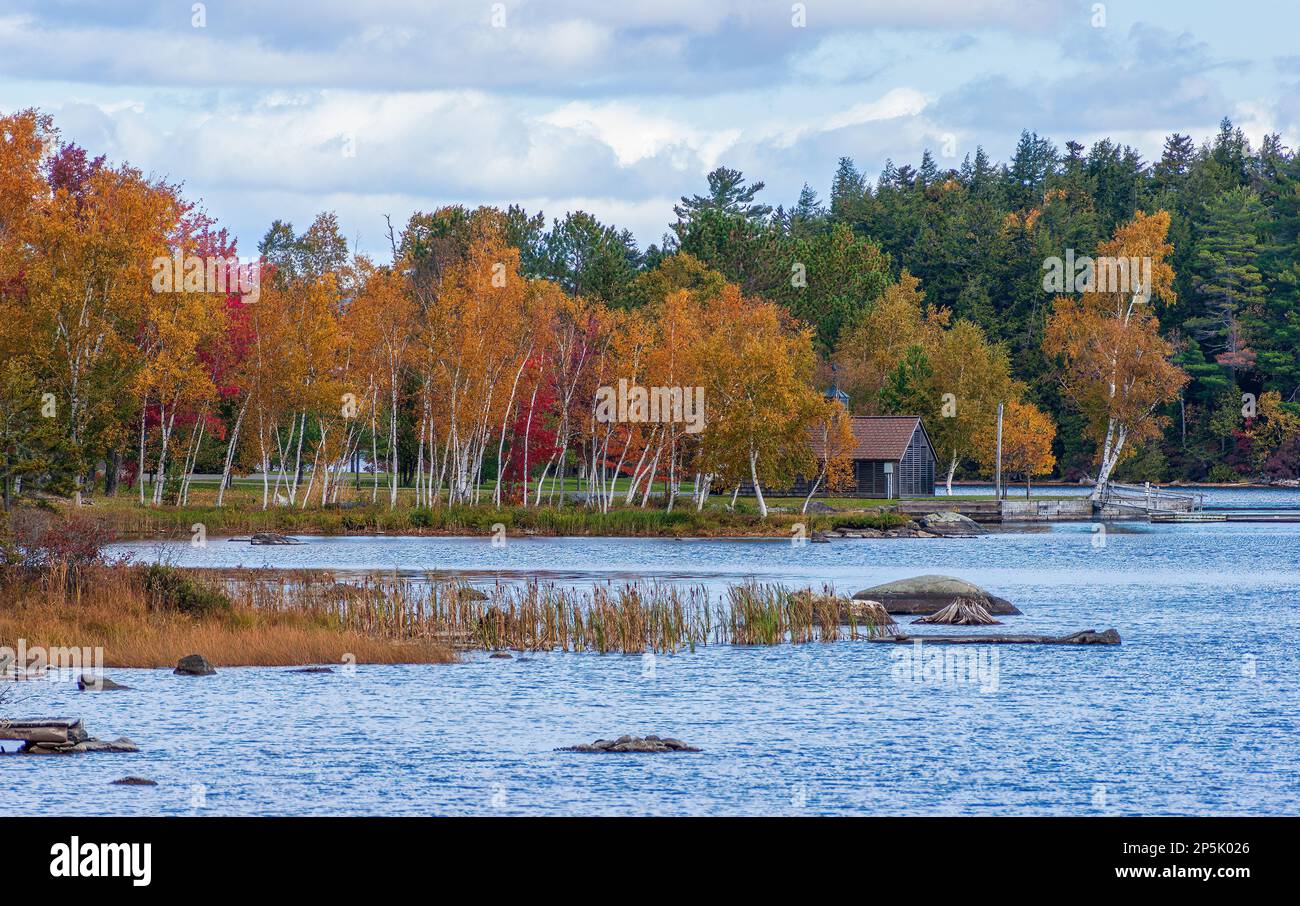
left=810, top=416, right=923, bottom=461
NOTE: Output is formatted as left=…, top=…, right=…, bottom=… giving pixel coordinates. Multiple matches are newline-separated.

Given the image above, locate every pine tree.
left=918, top=150, right=939, bottom=188
left=673, top=167, right=772, bottom=232
left=1256, top=151, right=1300, bottom=400
left=829, top=156, right=873, bottom=232
left=1186, top=188, right=1268, bottom=372
left=1004, top=131, right=1058, bottom=210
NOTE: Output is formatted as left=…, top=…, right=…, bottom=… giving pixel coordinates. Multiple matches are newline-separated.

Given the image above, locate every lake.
left=5, top=510, right=1299, bottom=816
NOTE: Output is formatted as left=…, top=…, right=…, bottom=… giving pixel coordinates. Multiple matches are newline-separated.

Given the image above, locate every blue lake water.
left=5, top=518, right=1300, bottom=816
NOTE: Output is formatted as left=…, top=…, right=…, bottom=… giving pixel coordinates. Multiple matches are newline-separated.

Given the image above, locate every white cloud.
left=539, top=102, right=738, bottom=169
left=2, top=0, right=1291, bottom=259
left=823, top=88, right=930, bottom=132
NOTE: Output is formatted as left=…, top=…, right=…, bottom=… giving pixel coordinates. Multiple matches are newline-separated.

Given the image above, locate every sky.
left=2, top=0, right=1297, bottom=258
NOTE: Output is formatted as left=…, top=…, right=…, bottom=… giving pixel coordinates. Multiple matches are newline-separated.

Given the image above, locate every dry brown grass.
left=0, top=563, right=455, bottom=668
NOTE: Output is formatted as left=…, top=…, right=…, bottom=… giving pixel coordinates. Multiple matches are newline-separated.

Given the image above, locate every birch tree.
left=1043, top=211, right=1187, bottom=499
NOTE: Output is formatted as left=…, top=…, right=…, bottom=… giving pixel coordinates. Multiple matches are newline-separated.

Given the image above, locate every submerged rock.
left=247, top=532, right=302, bottom=545
left=560, top=734, right=700, bottom=753
left=19, top=736, right=139, bottom=755
left=1058, top=628, right=1121, bottom=645
left=112, top=776, right=157, bottom=785
left=174, top=654, right=216, bottom=676
left=78, top=674, right=131, bottom=691
left=852, top=574, right=1020, bottom=615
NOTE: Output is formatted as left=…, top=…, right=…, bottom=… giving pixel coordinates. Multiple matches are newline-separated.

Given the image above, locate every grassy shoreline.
left=71, top=497, right=911, bottom=540
left=0, top=562, right=456, bottom=668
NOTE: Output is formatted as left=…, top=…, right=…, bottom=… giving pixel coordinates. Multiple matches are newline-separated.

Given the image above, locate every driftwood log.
left=870, top=628, right=1121, bottom=645
left=0, top=718, right=88, bottom=745
left=0, top=718, right=138, bottom=754
left=912, top=597, right=1001, bottom=625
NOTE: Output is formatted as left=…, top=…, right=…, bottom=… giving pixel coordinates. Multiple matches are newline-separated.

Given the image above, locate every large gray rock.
left=78, top=674, right=130, bottom=691
left=174, top=654, right=216, bottom=676
left=917, top=511, right=986, bottom=536
left=852, top=574, right=1020, bottom=615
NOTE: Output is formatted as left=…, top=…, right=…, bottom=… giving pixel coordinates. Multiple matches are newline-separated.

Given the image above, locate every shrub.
left=5, top=508, right=117, bottom=572
left=1263, top=434, right=1300, bottom=480
left=1207, top=463, right=1246, bottom=483
left=143, top=564, right=231, bottom=616
left=831, top=512, right=908, bottom=531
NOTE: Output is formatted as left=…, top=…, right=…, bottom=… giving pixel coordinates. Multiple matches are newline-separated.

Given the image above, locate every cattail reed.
left=175, top=569, right=893, bottom=654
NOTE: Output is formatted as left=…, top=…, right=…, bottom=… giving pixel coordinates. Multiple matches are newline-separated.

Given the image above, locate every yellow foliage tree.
left=1044, top=211, right=1187, bottom=499
left=987, top=400, right=1057, bottom=497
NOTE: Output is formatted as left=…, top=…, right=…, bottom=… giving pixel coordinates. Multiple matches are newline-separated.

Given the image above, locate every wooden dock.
left=892, top=483, right=1300, bottom=523
left=897, top=499, right=1003, bottom=522
left=1153, top=510, right=1300, bottom=523
left=1150, top=512, right=1227, bottom=523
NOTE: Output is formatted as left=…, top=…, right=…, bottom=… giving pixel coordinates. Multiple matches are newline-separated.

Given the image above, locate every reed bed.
left=204, top=571, right=893, bottom=653
left=2, top=560, right=896, bottom=666
left=727, top=582, right=894, bottom=645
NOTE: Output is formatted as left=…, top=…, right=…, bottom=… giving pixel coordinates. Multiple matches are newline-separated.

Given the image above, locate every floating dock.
left=901, top=485, right=1300, bottom=524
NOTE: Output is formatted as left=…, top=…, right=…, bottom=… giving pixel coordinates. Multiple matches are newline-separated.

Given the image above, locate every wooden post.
left=994, top=403, right=1004, bottom=501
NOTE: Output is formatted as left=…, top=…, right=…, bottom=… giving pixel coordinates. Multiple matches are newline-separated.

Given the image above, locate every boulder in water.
left=248, top=532, right=302, bottom=545
left=1057, top=628, right=1121, bottom=645
left=852, top=574, right=1020, bottom=615
left=174, top=654, right=216, bottom=676
left=78, top=674, right=131, bottom=691
left=560, top=734, right=700, bottom=753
